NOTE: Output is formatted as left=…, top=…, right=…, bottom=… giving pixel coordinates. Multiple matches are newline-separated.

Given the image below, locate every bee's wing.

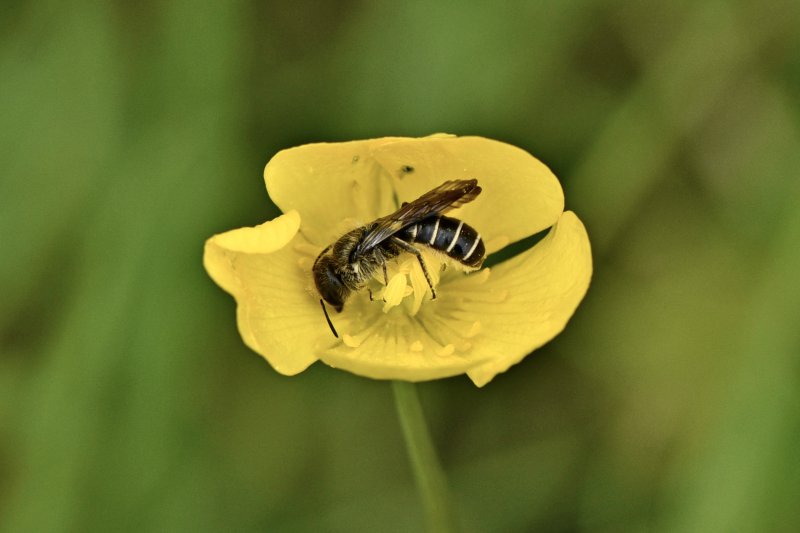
left=356, top=179, right=481, bottom=253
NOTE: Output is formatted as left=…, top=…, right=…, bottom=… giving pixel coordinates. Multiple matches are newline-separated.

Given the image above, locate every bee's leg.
left=381, top=263, right=389, bottom=302
left=390, top=237, right=436, bottom=299
left=365, top=264, right=388, bottom=304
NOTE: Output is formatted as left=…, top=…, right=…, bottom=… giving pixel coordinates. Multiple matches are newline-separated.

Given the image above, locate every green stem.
left=392, top=381, right=459, bottom=533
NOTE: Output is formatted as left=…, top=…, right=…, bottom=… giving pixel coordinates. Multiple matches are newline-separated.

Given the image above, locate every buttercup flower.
left=204, top=135, right=591, bottom=386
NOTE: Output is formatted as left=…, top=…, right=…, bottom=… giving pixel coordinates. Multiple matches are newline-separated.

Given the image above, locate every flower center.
left=298, top=233, right=497, bottom=355
left=372, top=248, right=443, bottom=316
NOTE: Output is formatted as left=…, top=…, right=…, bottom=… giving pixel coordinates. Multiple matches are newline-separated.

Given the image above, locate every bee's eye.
left=313, top=256, right=347, bottom=310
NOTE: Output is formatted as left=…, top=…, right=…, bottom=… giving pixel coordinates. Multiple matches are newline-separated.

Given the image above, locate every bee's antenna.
left=320, top=299, right=339, bottom=338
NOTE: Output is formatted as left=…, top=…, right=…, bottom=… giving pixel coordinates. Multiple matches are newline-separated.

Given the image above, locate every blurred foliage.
left=2, top=0, right=799, bottom=531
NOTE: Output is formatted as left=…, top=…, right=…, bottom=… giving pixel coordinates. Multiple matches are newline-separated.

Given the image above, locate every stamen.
left=340, top=317, right=382, bottom=348
left=376, top=249, right=444, bottom=315
left=382, top=273, right=408, bottom=312
left=466, top=321, right=481, bottom=337
left=436, top=344, right=455, bottom=357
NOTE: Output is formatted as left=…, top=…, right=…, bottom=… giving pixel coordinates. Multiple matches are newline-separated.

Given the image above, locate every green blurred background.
left=2, top=1, right=799, bottom=531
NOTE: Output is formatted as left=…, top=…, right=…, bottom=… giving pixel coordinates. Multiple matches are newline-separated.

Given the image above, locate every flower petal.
left=263, top=135, right=564, bottom=251
left=203, top=211, right=326, bottom=375
left=263, top=138, right=402, bottom=245
left=446, top=211, right=592, bottom=387
left=370, top=135, right=565, bottom=252
left=320, top=311, right=490, bottom=381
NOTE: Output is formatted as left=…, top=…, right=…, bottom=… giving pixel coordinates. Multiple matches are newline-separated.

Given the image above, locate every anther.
left=342, top=334, right=361, bottom=348
left=436, top=344, right=455, bottom=357
left=466, top=321, right=482, bottom=337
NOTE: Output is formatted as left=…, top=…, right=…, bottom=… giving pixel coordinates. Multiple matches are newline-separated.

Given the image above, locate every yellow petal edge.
left=264, top=135, right=564, bottom=251
left=203, top=210, right=322, bottom=375
left=463, top=211, right=592, bottom=386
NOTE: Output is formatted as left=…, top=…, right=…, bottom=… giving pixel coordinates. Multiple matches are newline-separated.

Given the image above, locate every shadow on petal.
left=446, top=211, right=592, bottom=386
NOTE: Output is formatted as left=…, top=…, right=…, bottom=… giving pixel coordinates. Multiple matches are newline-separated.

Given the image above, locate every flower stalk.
left=392, top=381, right=459, bottom=533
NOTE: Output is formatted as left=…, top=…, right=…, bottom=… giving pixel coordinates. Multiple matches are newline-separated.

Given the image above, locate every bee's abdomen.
left=401, top=216, right=485, bottom=268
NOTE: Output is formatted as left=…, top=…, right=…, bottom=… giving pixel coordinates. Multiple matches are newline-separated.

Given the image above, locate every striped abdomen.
left=399, top=215, right=485, bottom=268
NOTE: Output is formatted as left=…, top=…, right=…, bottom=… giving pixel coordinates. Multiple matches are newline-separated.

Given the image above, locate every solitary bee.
left=313, top=179, right=485, bottom=337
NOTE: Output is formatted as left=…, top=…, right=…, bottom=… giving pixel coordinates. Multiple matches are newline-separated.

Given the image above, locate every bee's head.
left=312, top=254, right=348, bottom=312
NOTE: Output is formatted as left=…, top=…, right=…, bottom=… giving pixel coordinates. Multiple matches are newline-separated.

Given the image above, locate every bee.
left=313, top=179, right=485, bottom=337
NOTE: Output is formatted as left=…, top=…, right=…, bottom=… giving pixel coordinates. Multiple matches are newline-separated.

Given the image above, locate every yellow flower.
left=203, top=135, right=592, bottom=386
